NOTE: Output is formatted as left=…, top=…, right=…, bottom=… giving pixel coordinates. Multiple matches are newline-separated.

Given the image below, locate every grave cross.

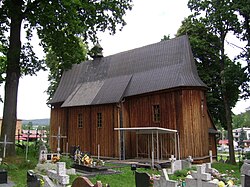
left=169, top=155, right=176, bottom=162
left=191, top=165, right=211, bottom=187
left=51, top=126, right=67, bottom=154
left=169, top=155, right=176, bottom=174
left=186, top=156, right=193, bottom=168
left=26, top=128, right=32, bottom=160
left=0, top=134, right=13, bottom=158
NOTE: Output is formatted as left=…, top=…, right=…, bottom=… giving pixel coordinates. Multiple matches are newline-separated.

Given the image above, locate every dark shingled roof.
left=48, top=35, right=206, bottom=107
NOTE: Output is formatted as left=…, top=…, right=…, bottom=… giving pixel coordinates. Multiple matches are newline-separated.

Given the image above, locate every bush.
left=170, top=167, right=196, bottom=181
left=18, top=160, right=36, bottom=170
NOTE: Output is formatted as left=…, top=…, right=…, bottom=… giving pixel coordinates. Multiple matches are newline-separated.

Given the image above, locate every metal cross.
left=51, top=126, right=67, bottom=154
left=0, top=134, right=13, bottom=158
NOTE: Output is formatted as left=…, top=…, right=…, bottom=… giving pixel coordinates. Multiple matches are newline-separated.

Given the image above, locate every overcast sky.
left=0, top=0, right=249, bottom=119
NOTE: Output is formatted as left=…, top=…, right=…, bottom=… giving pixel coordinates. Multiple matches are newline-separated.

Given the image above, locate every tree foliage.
left=232, top=0, right=250, bottom=77
left=0, top=0, right=133, bottom=157
left=177, top=0, right=250, bottom=164
left=45, top=40, right=88, bottom=100
left=233, top=109, right=250, bottom=128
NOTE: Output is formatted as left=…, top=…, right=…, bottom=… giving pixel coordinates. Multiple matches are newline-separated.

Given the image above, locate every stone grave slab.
left=241, top=161, right=250, bottom=187
left=47, top=162, right=69, bottom=186
left=72, top=176, right=94, bottom=187
left=0, top=169, right=7, bottom=184
left=73, top=163, right=108, bottom=172
left=135, top=171, right=150, bottom=187
left=27, top=170, right=40, bottom=187
left=72, top=176, right=103, bottom=187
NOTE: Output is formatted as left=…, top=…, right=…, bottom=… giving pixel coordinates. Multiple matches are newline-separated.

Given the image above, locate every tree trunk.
left=0, top=0, right=23, bottom=157
left=219, top=33, right=236, bottom=164
left=224, top=95, right=236, bottom=164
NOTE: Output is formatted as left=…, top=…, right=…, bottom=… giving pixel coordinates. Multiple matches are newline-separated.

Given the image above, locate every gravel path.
left=0, top=179, right=15, bottom=187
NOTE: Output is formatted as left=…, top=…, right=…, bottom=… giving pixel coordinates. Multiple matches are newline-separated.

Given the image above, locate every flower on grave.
left=227, top=180, right=234, bottom=187
left=82, top=154, right=93, bottom=165
left=218, top=181, right=225, bottom=187
left=40, top=178, right=44, bottom=187
left=52, top=155, right=60, bottom=163
left=151, top=174, right=160, bottom=181
left=149, top=177, right=154, bottom=187
left=96, top=159, right=104, bottom=166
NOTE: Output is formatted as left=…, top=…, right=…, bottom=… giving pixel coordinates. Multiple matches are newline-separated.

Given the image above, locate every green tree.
left=233, top=110, right=250, bottom=128
left=46, top=39, right=88, bottom=101
left=22, top=122, right=33, bottom=130
left=232, top=0, right=250, bottom=76
left=0, top=0, right=132, bottom=157
left=239, top=128, right=246, bottom=148
left=0, top=42, right=7, bottom=102
left=233, top=114, right=246, bottom=128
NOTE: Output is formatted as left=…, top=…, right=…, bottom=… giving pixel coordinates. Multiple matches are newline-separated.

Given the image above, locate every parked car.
left=234, top=147, right=243, bottom=152
left=217, top=146, right=223, bottom=152
left=244, top=147, right=250, bottom=153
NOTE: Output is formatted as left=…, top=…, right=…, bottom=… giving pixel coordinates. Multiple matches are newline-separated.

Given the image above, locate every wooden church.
left=48, top=35, right=217, bottom=163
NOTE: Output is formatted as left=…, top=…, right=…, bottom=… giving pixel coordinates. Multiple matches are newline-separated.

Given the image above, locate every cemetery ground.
left=0, top=143, right=243, bottom=186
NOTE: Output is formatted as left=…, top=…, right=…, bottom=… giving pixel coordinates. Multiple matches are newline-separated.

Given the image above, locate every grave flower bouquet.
left=52, top=155, right=60, bottom=163
left=150, top=174, right=160, bottom=187
left=210, top=169, right=238, bottom=186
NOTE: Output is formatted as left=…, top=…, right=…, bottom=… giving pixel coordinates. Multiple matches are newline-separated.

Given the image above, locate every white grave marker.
left=51, top=126, right=67, bottom=154
left=26, top=128, right=32, bottom=160
left=0, top=134, right=13, bottom=158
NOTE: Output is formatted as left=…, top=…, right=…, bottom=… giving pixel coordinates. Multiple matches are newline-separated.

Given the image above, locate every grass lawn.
left=89, top=167, right=161, bottom=187
left=212, top=162, right=241, bottom=185
left=0, top=145, right=243, bottom=187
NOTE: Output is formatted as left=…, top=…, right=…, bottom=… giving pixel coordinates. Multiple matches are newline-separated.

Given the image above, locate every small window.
left=153, top=105, right=160, bottom=122
left=78, top=113, right=83, bottom=128
left=97, top=113, right=102, bottom=128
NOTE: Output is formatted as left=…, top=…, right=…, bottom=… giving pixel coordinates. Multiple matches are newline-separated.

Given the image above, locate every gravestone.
left=38, top=143, right=48, bottom=163
left=169, top=155, right=193, bottom=174
left=27, top=170, right=40, bottom=187
left=0, top=134, right=13, bottom=158
left=185, top=165, right=217, bottom=187
left=0, top=169, right=7, bottom=184
left=37, top=141, right=60, bottom=164
left=241, top=161, right=250, bottom=187
left=51, top=126, right=67, bottom=154
left=72, top=176, right=103, bottom=187
left=135, top=171, right=150, bottom=187
left=47, top=162, right=69, bottom=186
left=169, top=155, right=177, bottom=174
left=154, top=169, right=178, bottom=187
left=186, top=156, right=193, bottom=168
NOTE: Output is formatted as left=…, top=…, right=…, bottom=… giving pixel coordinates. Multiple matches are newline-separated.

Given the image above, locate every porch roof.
left=114, top=127, right=178, bottom=134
